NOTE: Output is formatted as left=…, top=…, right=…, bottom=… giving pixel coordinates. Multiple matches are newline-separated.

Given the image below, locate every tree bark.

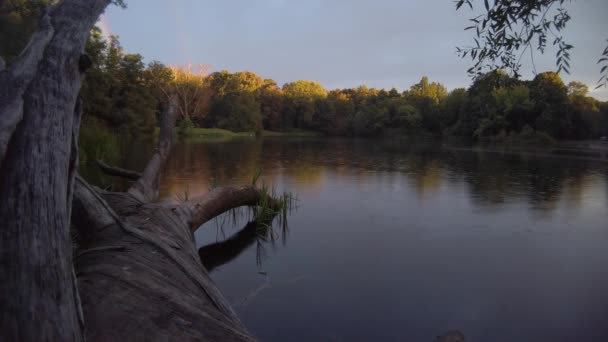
left=0, top=1, right=111, bottom=340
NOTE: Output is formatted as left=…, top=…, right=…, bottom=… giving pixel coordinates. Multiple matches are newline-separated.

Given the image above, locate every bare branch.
left=128, top=97, right=178, bottom=202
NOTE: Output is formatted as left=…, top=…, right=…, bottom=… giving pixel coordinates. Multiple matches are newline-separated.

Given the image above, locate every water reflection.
left=199, top=219, right=288, bottom=272
left=158, top=138, right=607, bottom=217
left=151, top=137, right=607, bottom=341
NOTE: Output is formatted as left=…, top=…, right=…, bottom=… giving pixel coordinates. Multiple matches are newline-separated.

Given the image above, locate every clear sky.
left=102, top=0, right=608, bottom=100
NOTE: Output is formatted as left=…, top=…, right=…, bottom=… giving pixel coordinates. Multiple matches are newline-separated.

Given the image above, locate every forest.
left=3, top=2, right=606, bottom=145
left=77, top=29, right=608, bottom=145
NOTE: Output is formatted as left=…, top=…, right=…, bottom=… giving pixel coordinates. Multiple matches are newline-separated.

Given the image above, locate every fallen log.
left=72, top=100, right=284, bottom=341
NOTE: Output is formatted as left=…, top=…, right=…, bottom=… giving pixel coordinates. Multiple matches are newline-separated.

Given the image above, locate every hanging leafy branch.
left=598, top=40, right=608, bottom=88
left=456, top=0, right=607, bottom=88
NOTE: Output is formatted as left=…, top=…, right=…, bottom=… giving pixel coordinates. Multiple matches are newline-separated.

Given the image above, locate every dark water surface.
left=157, top=138, right=608, bottom=341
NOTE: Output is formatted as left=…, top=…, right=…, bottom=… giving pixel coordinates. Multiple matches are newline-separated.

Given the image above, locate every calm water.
left=154, top=138, right=608, bottom=341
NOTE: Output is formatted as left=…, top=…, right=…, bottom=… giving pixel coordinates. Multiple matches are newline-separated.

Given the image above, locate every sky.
left=102, top=0, right=608, bottom=100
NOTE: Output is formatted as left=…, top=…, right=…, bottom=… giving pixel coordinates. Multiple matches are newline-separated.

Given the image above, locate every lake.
left=135, top=138, right=608, bottom=341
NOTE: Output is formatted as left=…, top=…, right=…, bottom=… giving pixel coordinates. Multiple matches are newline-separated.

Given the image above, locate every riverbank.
left=179, top=128, right=321, bottom=140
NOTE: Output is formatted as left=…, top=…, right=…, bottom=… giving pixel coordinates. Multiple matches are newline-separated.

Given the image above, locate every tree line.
left=4, top=1, right=605, bottom=142
left=77, top=29, right=608, bottom=142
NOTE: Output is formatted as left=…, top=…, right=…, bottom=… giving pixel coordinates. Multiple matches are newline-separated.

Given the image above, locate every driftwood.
left=0, top=1, right=280, bottom=340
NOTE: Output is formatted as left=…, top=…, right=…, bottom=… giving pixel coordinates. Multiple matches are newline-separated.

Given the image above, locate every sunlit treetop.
left=567, top=80, right=589, bottom=97
left=456, top=0, right=608, bottom=88
left=282, top=80, right=328, bottom=99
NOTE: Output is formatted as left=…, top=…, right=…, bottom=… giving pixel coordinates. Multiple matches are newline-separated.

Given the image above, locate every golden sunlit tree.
left=167, top=63, right=212, bottom=124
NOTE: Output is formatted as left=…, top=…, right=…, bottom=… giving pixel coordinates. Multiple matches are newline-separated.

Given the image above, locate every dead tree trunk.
left=0, top=1, right=111, bottom=340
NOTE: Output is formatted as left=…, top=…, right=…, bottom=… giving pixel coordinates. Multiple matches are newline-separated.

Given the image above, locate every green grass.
left=260, top=129, right=321, bottom=137
left=176, top=127, right=321, bottom=140
left=78, top=125, right=121, bottom=164
left=192, top=127, right=252, bottom=138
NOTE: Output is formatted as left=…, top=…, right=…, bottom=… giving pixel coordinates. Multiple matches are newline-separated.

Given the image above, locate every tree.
left=0, top=1, right=117, bottom=339
left=493, top=84, right=535, bottom=132
left=440, top=88, right=469, bottom=130
left=215, top=92, right=263, bottom=134
left=567, top=81, right=589, bottom=97
left=408, top=76, right=448, bottom=105
left=325, top=90, right=355, bottom=135
left=259, top=79, right=284, bottom=130
left=456, top=0, right=608, bottom=88
left=567, top=81, right=602, bottom=138
left=397, top=104, right=423, bottom=130
left=168, top=63, right=212, bottom=124
left=405, top=77, right=448, bottom=133
left=282, top=80, right=328, bottom=128
left=0, top=0, right=51, bottom=62
left=80, top=32, right=158, bottom=133
left=117, top=53, right=157, bottom=133
left=530, top=71, right=571, bottom=137
left=353, top=104, right=389, bottom=136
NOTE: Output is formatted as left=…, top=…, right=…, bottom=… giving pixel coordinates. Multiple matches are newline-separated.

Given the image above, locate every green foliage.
left=440, top=88, right=468, bottom=129
left=19, top=23, right=597, bottom=144
left=567, top=81, right=589, bottom=98
left=396, top=105, right=422, bottom=130
left=178, top=117, right=195, bottom=137
left=78, top=124, right=121, bottom=165
left=0, top=0, right=126, bottom=63
left=0, top=0, right=50, bottom=62
left=80, top=31, right=158, bottom=135
left=506, top=125, right=556, bottom=145
left=456, top=0, right=608, bottom=88
left=456, top=0, right=574, bottom=78
left=214, top=92, right=262, bottom=134
left=282, top=80, right=328, bottom=129
left=407, top=76, right=448, bottom=105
